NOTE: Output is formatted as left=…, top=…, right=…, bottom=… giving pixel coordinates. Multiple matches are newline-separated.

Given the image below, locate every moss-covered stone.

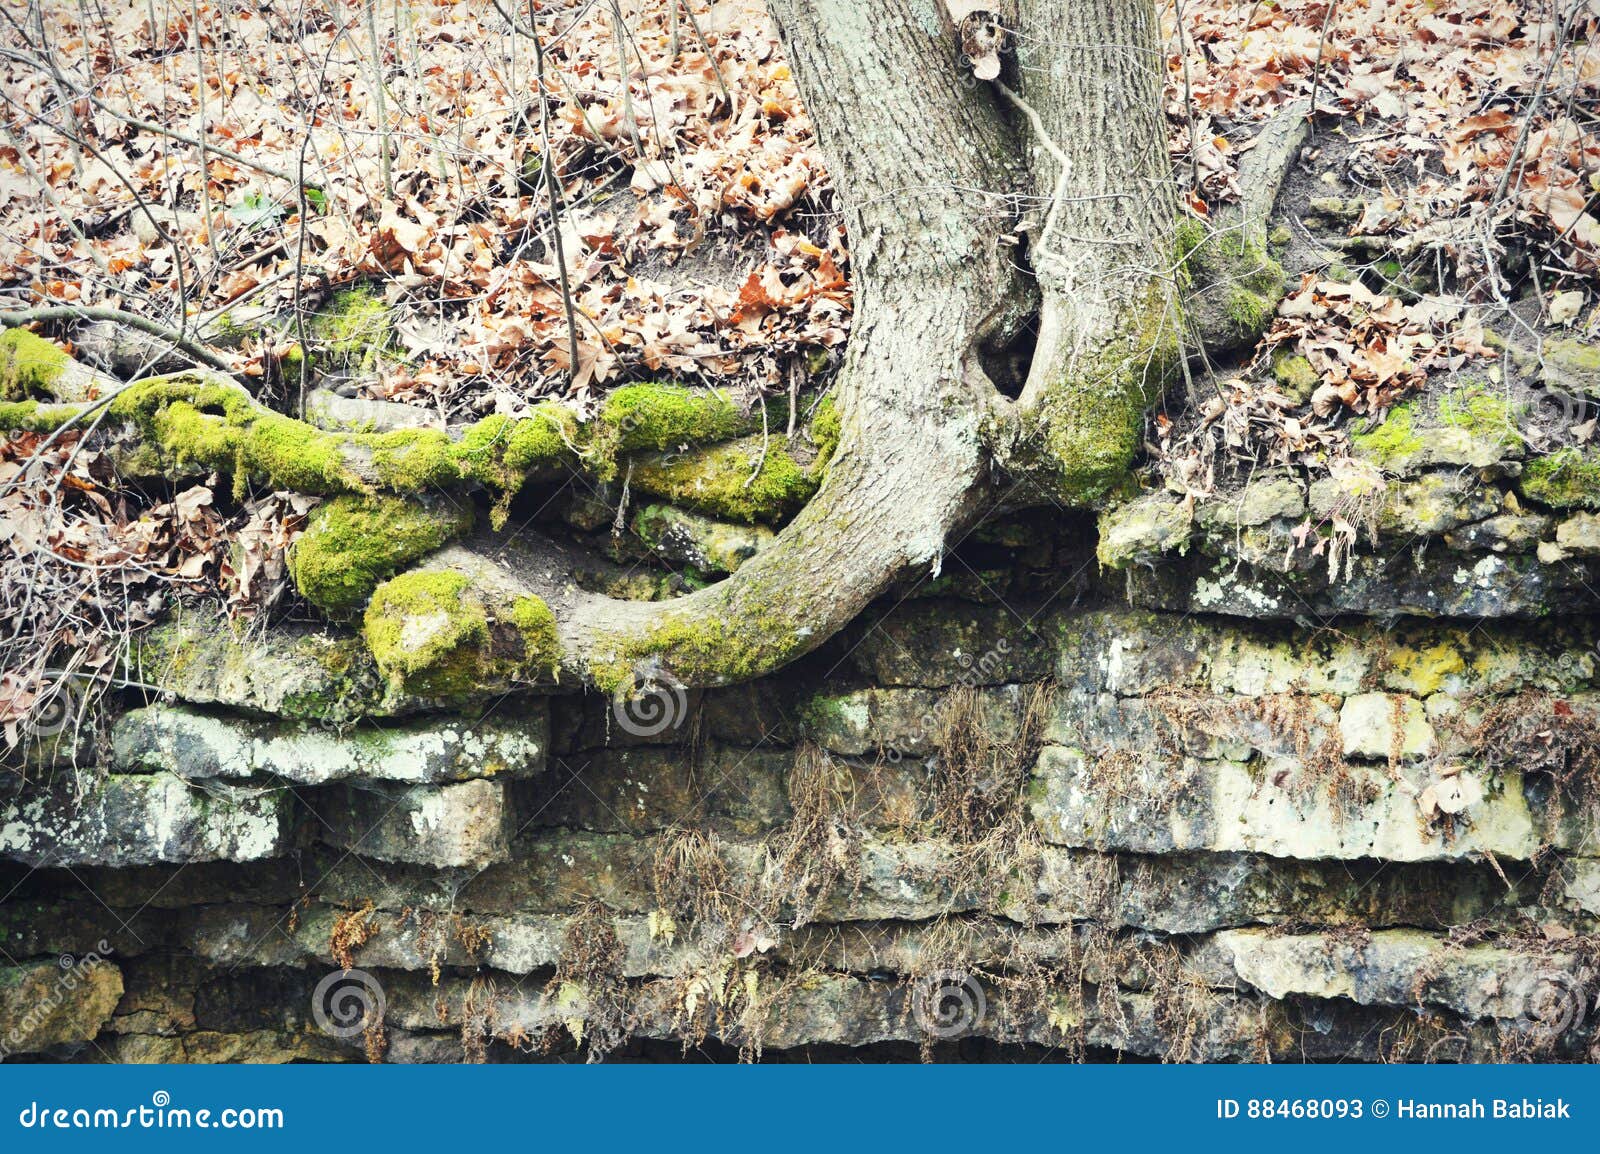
left=363, top=570, right=491, bottom=696
left=1097, top=494, right=1193, bottom=569
left=363, top=570, right=561, bottom=695
left=1520, top=447, right=1600, bottom=511
left=1269, top=350, right=1318, bottom=403
left=289, top=495, right=473, bottom=615
left=631, top=504, right=774, bottom=574
left=631, top=436, right=817, bottom=524
left=0, top=329, right=67, bottom=400
left=1544, top=337, right=1600, bottom=394
left=1351, top=387, right=1522, bottom=476
left=1349, top=405, right=1420, bottom=470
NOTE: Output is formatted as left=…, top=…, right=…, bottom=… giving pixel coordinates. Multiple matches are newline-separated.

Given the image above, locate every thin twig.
left=532, top=3, right=582, bottom=391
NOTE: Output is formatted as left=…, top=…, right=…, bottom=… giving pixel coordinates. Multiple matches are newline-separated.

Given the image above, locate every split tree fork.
left=4, top=0, right=1296, bottom=698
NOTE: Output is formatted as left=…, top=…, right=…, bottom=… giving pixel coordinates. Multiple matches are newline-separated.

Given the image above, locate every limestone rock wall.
left=5, top=485, right=1600, bottom=1063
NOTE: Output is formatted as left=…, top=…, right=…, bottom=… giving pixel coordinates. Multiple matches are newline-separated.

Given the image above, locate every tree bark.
left=996, top=0, right=1184, bottom=501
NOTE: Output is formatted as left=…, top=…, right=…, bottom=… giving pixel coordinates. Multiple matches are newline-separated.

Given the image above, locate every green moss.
left=600, top=384, right=744, bottom=453
left=1225, top=286, right=1275, bottom=334
left=592, top=598, right=800, bottom=694
left=311, top=287, right=391, bottom=368
left=810, top=395, right=841, bottom=468
left=0, top=329, right=68, bottom=400
left=1030, top=279, right=1182, bottom=504
left=289, top=494, right=472, bottom=615
left=0, top=398, right=78, bottom=432
left=363, top=569, right=566, bottom=695
left=452, top=406, right=579, bottom=525
left=1545, top=337, right=1600, bottom=387
left=363, top=569, right=490, bottom=696
left=1183, top=224, right=1286, bottom=347
left=1350, top=403, right=1423, bottom=470
left=1437, top=384, right=1520, bottom=450
left=1520, top=448, right=1600, bottom=511
left=631, top=436, right=816, bottom=524
left=510, top=594, right=561, bottom=679
left=1270, top=350, right=1318, bottom=402
left=368, top=427, right=460, bottom=489
left=1174, top=218, right=1207, bottom=272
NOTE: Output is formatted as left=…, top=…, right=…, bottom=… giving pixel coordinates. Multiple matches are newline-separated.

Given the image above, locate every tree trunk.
left=997, top=0, right=1183, bottom=502
left=304, top=0, right=1190, bottom=696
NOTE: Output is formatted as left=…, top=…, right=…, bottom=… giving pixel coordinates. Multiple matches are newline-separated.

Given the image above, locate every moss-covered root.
left=1177, top=217, right=1286, bottom=353
left=363, top=569, right=562, bottom=696
left=1019, top=283, right=1182, bottom=505
left=629, top=436, right=819, bottom=524
left=0, top=328, right=115, bottom=404
left=0, top=329, right=67, bottom=400
left=289, top=494, right=474, bottom=615
left=587, top=588, right=810, bottom=696
left=0, top=373, right=791, bottom=513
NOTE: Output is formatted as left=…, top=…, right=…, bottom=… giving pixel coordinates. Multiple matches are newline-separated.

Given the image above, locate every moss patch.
left=1350, top=404, right=1423, bottom=471
left=1520, top=447, right=1600, bottom=511
left=289, top=495, right=473, bottom=615
left=601, top=384, right=743, bottom=453
left=810, top=395, right=841, bottom=468
left=1029, top=279, right=1182, bottom=504
left=1182, top=226, right=1286, bottom=349
left=363, top=570, right=563, bottom=695
left=311, top=287, right=392, bottom=369
left=1270, top=350, right=1318, bottom=402
left=0, top=329, right=67, bottom=400
left=363, top=570, right=491, bottom=696
left=510, top=595, right=561, bottom=680
left=590, top=598, right=802, bottom=694
left=1438, top=384, right=1521, bottom=451
left=631, top=437, right=816, bottom=524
